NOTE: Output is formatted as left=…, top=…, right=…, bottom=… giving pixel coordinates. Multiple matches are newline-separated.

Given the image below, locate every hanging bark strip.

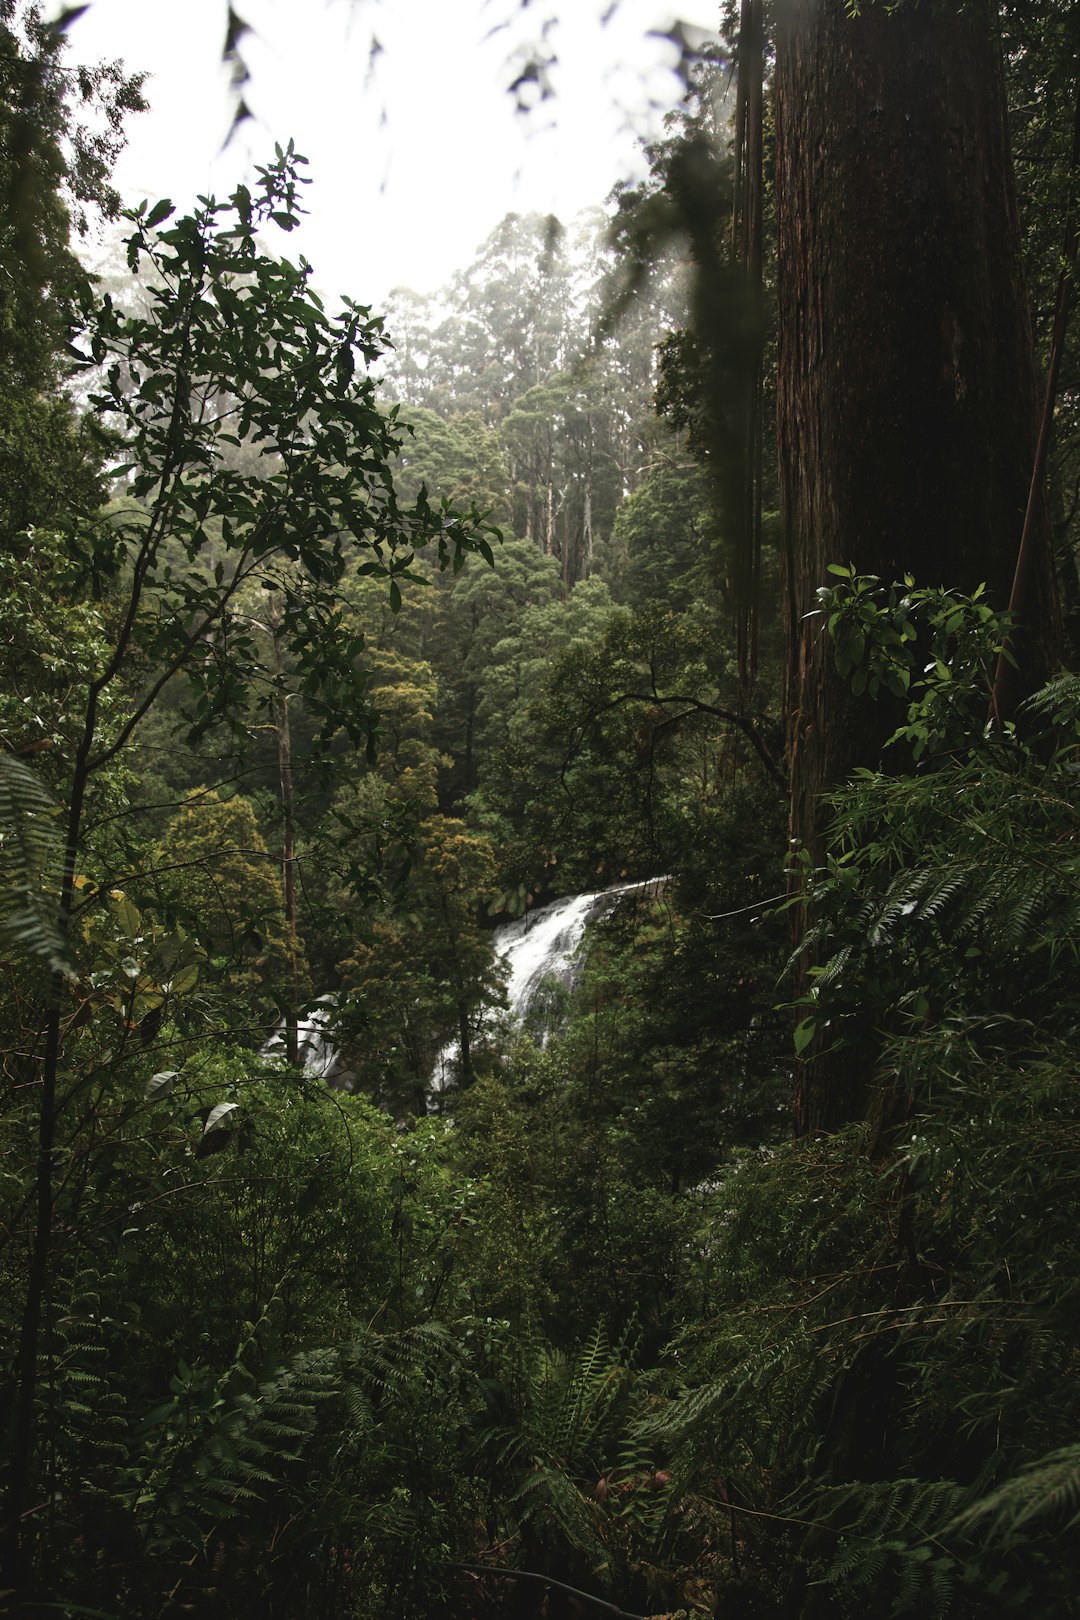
left=991, top=67, right=1080, bottom=726
left=731, top=0, right=765, bottom=689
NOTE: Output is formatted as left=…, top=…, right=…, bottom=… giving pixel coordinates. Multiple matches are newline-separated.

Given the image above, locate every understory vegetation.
left=2, top=3, right=1080, bottom=1617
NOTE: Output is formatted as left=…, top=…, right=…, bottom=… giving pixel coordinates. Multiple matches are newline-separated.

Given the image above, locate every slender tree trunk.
left=2, top=693, right=96, bottom=1592
left=270, top=620, right=298, bottom=1068
left=733, top=0, right=765, bottom=689
left=582, top=484, right=593, bottom=579
left=774, top=0, right=1060, bottom=1132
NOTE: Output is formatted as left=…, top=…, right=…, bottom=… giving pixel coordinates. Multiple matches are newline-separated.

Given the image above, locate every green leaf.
left=110, top=891, right=143, bottom=937
left=145, top=198, right=175, bottom=228
left=168, top=962, right=201, bottom=995
left=204, top=1101, right=240, bottom=1135
left=794, top=1016, right=817, bottom=1055
left=146, top=1070, right=178, bottom=1102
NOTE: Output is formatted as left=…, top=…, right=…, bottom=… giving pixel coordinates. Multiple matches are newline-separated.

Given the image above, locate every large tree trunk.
left=774, top=0, right=1060, bottom=1132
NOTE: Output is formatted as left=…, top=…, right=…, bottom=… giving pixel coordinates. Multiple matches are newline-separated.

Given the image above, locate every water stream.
left=271, top=877, right=667, bottom=1096
left=263, top=996, right=350, bottom=1085
left=493, top=876, right=666, bottom=1028
left=431, top=875, right=667, bottom=1090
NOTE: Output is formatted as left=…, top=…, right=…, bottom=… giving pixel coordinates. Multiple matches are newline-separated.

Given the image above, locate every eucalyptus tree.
left=0, top=2, right=145, bottom=541
left=773, top=0, right=1062, bottom=1129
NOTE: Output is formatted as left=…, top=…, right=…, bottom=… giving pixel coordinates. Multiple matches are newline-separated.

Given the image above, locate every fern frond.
left=0, top=753, right=70, bottom=975
left=946, top=1443, right=1080, bottom=1545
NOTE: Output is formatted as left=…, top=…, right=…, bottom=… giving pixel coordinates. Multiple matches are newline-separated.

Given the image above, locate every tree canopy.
left=2, top=5, right=1080, bottom=1617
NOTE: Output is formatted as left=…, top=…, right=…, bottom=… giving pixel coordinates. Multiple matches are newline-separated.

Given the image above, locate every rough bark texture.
left=774, top=0, right=1060, bottom=1132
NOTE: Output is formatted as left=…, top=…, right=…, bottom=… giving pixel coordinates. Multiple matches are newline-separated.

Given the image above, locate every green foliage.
left=67, top=146, right=494, bottom=769
left=950, top=1444, right=1080, bottom=1547
left=121, top=1332, right=335, bottom=1561
left=380, top=205, right=689, bottom=588
left=791, top=586, right=1079, bottom=1070
left=636, top=1067, right=1080, bottom=1612
left=8, top=18, right=1077, bottom=1611
left=1001, top=1, right=1080, bottom=656
left=0, top=1061, right=483, bottom=1615
left=477, top=599, right=782, bottom=899
left=334, top=815, right=501, bottom=1109
left=470, top=1322, right=685, bottom=1611
left=813, top=566, right=1012, bottom=757
left=629, top=583, right=1080, bottom=1615
left=0, top=142, right=504, bottom=1613
left=0, top=753, right=68, bottom=973
left=391, top=403, right=513, bottom=526
left=605, top=455, right=715, bottom=614
left=153, top=786, right=307, bottom=1037
left=0, top=1, right=145, bottom=389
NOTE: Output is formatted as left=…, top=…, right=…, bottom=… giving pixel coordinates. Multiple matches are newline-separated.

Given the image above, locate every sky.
left=57, top=0, right=721, bottom=309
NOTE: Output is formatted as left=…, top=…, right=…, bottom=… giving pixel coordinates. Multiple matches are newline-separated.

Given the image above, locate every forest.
left=1, top=1, right=1080, bottom=1616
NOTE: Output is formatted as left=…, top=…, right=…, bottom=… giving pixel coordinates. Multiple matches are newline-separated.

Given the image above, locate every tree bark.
left=773, top=0, right=1060, bottom=1132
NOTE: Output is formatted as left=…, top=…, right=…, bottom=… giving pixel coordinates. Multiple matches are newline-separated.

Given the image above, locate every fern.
left=469, top=1322, right=678, bottom=1595
left=946, top=1443, right=1080, bottom=1544
left=0, top=752, right=70, bottom=975
left=123, top=1340, right=336, bottom=1556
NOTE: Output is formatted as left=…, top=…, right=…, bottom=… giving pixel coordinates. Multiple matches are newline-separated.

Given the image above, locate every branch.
left=85, top=540, right=268, bottom=776
left=620, top=689, right=787, bottom=788
left=448, top=1565, right=649, bottom=1620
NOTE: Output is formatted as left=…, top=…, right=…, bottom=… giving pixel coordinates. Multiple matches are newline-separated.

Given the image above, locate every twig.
left=448, top=1563, right=649, bottom=1619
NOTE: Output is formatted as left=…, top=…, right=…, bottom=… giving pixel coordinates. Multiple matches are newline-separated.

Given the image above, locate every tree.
left=335, top=816, right=500, bottom=1110
left=0, top=0, right=145, bottom=390
left=390, top=404, right=512, bottom=525
left=1001, top=1, right=1080, bottom=659
left=1, top=148, right=493, bottom=1587
left=501, top=366, right=624, bottom=583
left=772, top=0, right=1062, bottom=1130
left=605, top=453, right=714, bottom=614
left=0, top=3, right=145, bottom=551
left=156, top=788, right=307, bottom=1038
left=424, top=535, right=563, bottom=801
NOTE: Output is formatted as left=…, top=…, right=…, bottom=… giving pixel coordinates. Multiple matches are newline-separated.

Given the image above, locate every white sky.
left=56, top=0, right=720, bottom=307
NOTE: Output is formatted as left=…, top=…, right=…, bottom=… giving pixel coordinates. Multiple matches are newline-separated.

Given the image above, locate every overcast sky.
left=58, top=0, right=720, bottom=307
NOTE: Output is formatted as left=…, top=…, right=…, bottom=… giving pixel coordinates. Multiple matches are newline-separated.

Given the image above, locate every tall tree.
left=0, top=3, right=144, bottom=543
left=773, top=0, right=1062, bottom=1131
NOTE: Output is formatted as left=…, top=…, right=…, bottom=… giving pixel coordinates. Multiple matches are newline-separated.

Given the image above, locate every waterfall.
left=273, top=877, right=666, bottom=1095
left=495, top=876, right=666, bottom=1029
left=431, top=875, right=666, bottom=1090
left=263, top=995, right=354, bottom=1088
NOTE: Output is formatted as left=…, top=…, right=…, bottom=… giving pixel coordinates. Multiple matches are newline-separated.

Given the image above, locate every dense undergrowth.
left=4, top=578, right=1080, bottom=1617
left=3, top=8, right=1080, bottom=1611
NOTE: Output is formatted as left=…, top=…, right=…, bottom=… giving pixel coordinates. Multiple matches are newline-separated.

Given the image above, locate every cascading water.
left=273, top=877, right=666, bottom=1096
left=263, top=996, right=354, bottom=1087
left=431, top=875, right=666, bottom=1091
left=494, top=876, right=666, bottom=1031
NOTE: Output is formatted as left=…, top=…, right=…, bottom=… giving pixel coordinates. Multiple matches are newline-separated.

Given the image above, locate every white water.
left=272, top=877, right=666, bottom=1095
left=263, top=995, right=353, bottom=1087
left=431, top=875, right=667, bottom=1090
left=496, top=877, right=666, bottom=1026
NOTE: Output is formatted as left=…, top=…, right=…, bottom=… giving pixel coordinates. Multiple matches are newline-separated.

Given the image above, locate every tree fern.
left=469, top=1322, right=677, bottom=1593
